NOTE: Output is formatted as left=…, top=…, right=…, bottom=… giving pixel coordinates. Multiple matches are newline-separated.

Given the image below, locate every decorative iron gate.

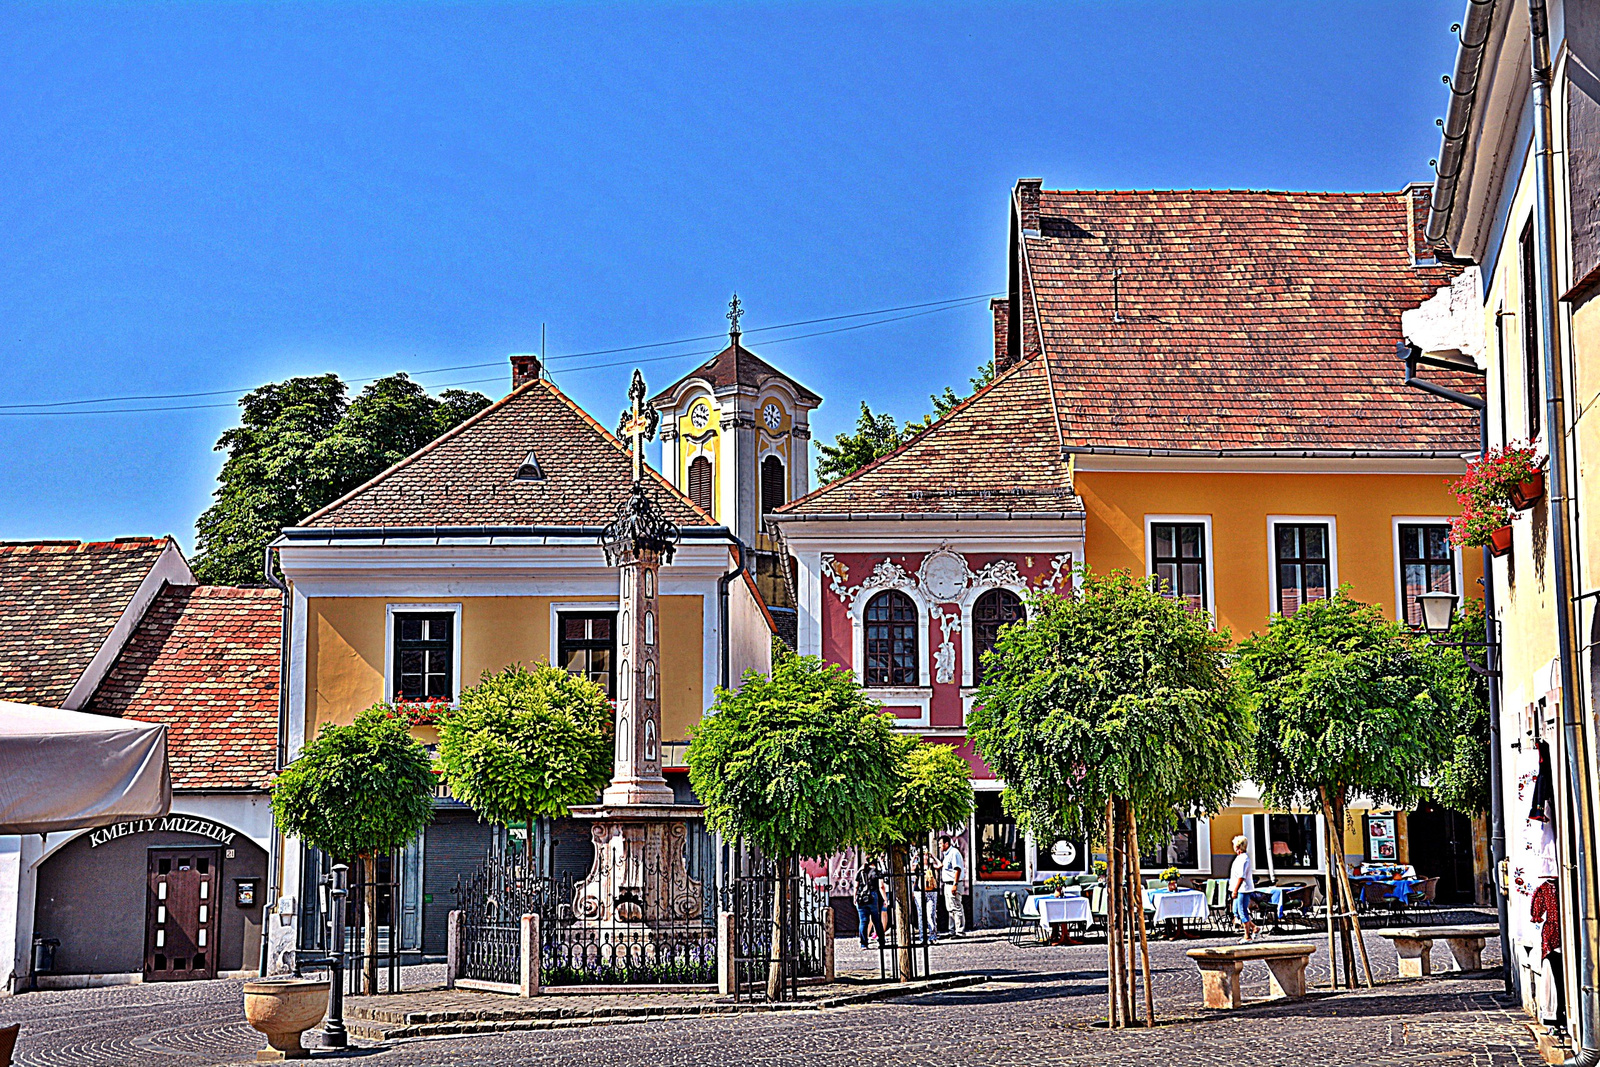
left=725, top=856, right=827, bottom=1001
left=297, top=842, right=420, bottom=995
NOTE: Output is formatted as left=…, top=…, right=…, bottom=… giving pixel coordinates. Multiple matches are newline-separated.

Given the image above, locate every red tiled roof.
left=85, top=585, right=280, bottom=791
left=777, top=357, right=1080, bottom=516
left=303, top=377, right=716, bottom=529
left=0, top=538, right=175, bottom=706
left=649, top=341, right=821, bottom=406
left=1023, top=188, right=1478, bottom=453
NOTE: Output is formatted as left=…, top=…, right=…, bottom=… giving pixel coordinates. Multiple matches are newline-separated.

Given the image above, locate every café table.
left=1021, top=892, right=1092, bottom=943
left=1143, top=888, right=1208, bottom=938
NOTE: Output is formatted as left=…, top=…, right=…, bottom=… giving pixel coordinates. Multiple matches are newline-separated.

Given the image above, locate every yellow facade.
left=1077, top=469, right=1483, bottom=639
left=676, top=400, right=722, bottom=520
left=305, top=595, right=705, bottom=743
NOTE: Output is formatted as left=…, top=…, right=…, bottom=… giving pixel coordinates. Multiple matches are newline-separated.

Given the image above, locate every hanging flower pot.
left=1489, top=525, right=1514, bottom=557
left=1510, top=469, right=1546, bottom=511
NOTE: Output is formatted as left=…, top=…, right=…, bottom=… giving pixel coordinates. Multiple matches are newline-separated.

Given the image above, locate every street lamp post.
left=323, top=864, right=349, bottom=1048
left=1416, top=591, right=1501, bottom=678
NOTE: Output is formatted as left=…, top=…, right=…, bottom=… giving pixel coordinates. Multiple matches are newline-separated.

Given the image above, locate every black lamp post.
left=1417, top=590, right=1501, bottom=678
left=322, top=863, right=349, bottom=1048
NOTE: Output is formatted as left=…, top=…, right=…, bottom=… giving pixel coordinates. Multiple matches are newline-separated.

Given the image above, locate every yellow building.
left=775, top=179, right=1485, bottom=928
left=266, top=356, right=772, bottom=970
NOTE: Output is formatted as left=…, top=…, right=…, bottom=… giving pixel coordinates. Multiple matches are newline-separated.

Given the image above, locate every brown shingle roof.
left=1024, top=188, right=1478, bottom=453
left=777, top=357, right=1081, bottom=516
left=303, top=377, right=716, bottom=529
left=86, top=585, right=280, bottom=791
left=0, top=538, right=175, bottom=706
left=649, top=342, right=821, bottom=406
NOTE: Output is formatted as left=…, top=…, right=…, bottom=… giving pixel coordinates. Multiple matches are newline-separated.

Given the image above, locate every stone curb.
left=344, top=973, right=990, bottom=1042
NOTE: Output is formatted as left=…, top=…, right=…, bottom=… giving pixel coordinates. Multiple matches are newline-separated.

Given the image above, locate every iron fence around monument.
left=724, top=858, right=827, bottom=1001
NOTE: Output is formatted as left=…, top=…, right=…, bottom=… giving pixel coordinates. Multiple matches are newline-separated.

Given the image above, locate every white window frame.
left=384, top=603, right=463, bottom=706
left=1244, top=812, right=1327, bottom=876
left=1391, top=517, right=1463, bottom=627
left=1137, top=816, right=1213, bottom=875
left=1144, top=515, right=1215, bottom=619
left=960, top=580, right=1030, bottom=689
left=1266, top=515, right=1339, bottom=618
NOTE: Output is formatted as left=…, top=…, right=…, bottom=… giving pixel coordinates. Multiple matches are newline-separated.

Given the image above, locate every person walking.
left=938, top=835, right=967, bottom=937
left=855, top=854, right=886, bottom=948
left=1229, top=834, right=1260, bottom=942
left=917, top=846, right=940, bottom=944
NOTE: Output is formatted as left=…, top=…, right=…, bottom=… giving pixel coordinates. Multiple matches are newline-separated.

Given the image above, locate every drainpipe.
left=261, top=543, right=291, bottom=976
left=1523, top=2, right=1600, bottom=1061
left=717, top=540, right=749, bottom=690
left=1401, top=343, right=1512, bottom=992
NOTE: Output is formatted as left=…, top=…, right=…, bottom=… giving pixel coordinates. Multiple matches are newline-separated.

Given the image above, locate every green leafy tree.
left=193, top=372, right=491, bottom=584
left=1430, top=597, right=1491, bottom=816
left=688, top=654, right=900, bottom=997
left=434, top=663, right=616, bottom=872
left=1237, top=589, right=1453, bottom=987
left=930, top=359, right=997, bottom=419
left=815, top=402, right=912, bottom=483
left=271, top=706, right=435, bottom=993
left=869, top=738, right=973, bottom=980
left=969, top=571, right=1248, bottom=1026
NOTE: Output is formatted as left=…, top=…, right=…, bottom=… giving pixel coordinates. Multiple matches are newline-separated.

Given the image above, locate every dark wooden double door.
left=144, top=849, right=219, bottom=981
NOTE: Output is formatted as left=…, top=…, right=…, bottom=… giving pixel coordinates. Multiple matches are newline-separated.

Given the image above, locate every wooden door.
left=145, top=849, right=220, bottom=981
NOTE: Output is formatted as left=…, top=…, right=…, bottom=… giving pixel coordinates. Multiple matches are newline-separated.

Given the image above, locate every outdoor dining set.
left=1003, top=862, right=1447, bottom=947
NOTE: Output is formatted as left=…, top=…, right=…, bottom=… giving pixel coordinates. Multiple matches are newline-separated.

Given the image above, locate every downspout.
left=717, top=540, right=749, bottom=691
left=262, top=543, right=290, bottom=976
left=1401, top=344, right=1513, bottom=993
left=1524, top=3, right=1600, bottom=1061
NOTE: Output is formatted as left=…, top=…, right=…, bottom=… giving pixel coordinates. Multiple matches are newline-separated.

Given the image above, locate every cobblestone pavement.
left=0, top=930, right=1542, bottom=1066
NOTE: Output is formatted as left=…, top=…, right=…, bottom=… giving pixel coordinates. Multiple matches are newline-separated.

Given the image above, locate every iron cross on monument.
left=617, top=369, right=659, bottom=485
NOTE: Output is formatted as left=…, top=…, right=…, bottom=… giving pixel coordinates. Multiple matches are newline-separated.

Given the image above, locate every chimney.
left=1405, top=183, right=1439, bottom=265
left=510, top=354, right=542, bottom=389
left=1015, top=178, right=1042, bottom=235
left=990, top=298, right=1013, bottom=373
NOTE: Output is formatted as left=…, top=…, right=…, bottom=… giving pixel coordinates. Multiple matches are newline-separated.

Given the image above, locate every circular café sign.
left=1050, top=840, right=1076, bottom=866
left=88, top=816, right=238, bottom=848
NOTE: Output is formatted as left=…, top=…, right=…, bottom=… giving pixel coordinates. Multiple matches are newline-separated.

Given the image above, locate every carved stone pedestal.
left=568, top=805, right=706, bottom=925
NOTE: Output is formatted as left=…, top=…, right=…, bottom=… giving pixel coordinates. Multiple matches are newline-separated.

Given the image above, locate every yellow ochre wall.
left=306, top=595, right=705, bottom=742
left=1076, top=470, right=1482, bottom=641
left=677, top=401, right=722, bottom=520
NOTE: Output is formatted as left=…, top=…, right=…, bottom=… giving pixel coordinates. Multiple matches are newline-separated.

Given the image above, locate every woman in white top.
left=1229, top=834, right=1260, bottom=941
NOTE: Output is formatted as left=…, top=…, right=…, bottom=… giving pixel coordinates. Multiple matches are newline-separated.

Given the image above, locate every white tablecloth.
left=1021, top=893, right=1092, bottom=930
left=1143, top=888, right=1208, bottom=922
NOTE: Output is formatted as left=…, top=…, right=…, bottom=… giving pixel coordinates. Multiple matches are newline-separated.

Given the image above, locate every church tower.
left=649, top=296, right=821, bottom=637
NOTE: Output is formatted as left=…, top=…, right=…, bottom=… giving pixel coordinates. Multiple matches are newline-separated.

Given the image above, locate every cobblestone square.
left=0, top=928, right=1544, bottom=1066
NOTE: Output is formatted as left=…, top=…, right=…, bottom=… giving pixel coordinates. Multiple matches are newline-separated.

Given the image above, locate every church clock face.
left=690, top=403, right=710, bottom=430
left=762, top=403, right=782, bottom=430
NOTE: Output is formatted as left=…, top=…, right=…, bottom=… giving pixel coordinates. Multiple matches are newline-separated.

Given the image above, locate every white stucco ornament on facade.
left=931, top=607, right=962, bottom=684
left=917, top=545, right=972, bottom=603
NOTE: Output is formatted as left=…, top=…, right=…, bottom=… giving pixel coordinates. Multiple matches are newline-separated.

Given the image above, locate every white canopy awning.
left=0, top=701, right=171, bottom=835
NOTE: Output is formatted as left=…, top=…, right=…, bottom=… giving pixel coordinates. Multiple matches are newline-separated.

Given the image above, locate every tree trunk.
left=1112, top=799, right=1133, bottom=1025
left=766, top=859, right=789, bottom=1001
left=1323, top=814, right=1338, bottom=989
left=1125, top=802, right=1156, bottom=1028
left=1322, top=789, right=1374, bottom=988
left=363, top=854, right=378, bottom=995
left=890, top=846, right=914, bottom=982
left=1104, top=798, right=1121, bottom=1028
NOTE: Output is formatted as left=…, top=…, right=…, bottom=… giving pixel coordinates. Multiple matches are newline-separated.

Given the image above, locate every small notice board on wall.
left=1365, top=813, right=1398, bottom=862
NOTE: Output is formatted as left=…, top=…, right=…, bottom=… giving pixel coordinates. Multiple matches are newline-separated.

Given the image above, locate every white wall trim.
left=384, top=603, right=463, bottom=706
left=866, top=687, right=932, bottom=729
left=1264, top=515, right=1340, bottom=618
left=1143, top=514, right=1216, bottom=619
left=1390, top=516, right=1465, bottom=625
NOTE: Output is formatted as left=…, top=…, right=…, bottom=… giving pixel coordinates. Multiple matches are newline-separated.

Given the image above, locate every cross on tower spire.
left=727, top=293, right=743, bottom=346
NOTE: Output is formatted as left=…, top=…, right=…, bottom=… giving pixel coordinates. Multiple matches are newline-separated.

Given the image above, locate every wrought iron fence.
left=866, top=870, right=935, bottom=981
left=296, top=849, right=409, bottom=995
left=724, top=857, right=827, bottom=1001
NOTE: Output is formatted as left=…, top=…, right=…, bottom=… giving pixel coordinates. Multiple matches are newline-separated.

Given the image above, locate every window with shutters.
left=1522, top=221, right=1542, bottom=439
left=687, top=456, right=713, bottom=514
left=971, top=588, right=1024, bottom=685
left=864, top=591, right=918, bottom=687
left=761, top=455, right=786, bottom=513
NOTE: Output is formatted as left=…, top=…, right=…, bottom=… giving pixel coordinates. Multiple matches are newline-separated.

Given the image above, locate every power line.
left=0, top=293, right=998, bottom=416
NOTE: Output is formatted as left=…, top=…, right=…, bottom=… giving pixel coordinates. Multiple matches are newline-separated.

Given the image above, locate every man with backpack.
left=855, top=854, right=885, bottom=948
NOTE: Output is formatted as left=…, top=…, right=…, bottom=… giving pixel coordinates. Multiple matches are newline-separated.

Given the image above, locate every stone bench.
left=1378, top=925, right=1499, bottom=977
left=1186, top=943, right=1317, bottom=1009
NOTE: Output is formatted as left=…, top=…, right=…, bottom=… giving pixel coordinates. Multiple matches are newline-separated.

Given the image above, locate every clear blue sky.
left=0, top=1, right=1464, bottom=549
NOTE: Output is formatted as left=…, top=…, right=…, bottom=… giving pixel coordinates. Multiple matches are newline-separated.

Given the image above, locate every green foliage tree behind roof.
left=271, top=706, right=436, bottom=859
left=1430, top=597, right=1491, bottom=815
left=814, top=361, right=995, bottom=483
left=1237, top=589, right=1452, bottom=813
left=434, top=663, right=616, bottom=827
left=687, top=654, right=899, bottom=861
left=193, top=372, right=491, bottom=584
left=968, top=570, right=1250, bottom=843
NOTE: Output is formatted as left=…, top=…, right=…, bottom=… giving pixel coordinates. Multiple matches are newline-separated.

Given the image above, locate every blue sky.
left=0, top=1, right=1464, bottom=548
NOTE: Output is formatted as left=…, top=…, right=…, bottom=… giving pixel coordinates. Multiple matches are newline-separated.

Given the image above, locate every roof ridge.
left=1038, top=187, right=1418, bottom=198
left=0, top=537, right=168, bottom=550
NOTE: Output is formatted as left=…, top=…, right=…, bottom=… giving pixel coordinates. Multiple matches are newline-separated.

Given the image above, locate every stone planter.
left=242, top=977, right=328, bottom=1061
left=1489, top=525, right=1514, bottom=558
left=1510, top=470, right=1546, bottom=510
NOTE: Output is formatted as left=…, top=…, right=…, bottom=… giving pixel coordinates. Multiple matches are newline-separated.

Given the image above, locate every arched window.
left=972, top=589, right=1024, bottom=686
left=687, top=456, right=713, bottom=514
left=761, top=455, right=786, bottom=513
left=864, top=591, right=918, bottom=687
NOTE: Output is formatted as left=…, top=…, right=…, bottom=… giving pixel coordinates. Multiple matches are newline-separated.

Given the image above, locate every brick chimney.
left=990, top=298, right=1012, bottom=372
left=510, top=354, right=542, bottom=389
left=1015, top=178, right=1042, bottom=235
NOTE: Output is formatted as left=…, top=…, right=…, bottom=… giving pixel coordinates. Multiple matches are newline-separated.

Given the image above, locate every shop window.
left=559, top=613, right=617, bottom=698
left=1273, top=523, right=1330, bottom=616
left=1141, top=816, right=1202, bottom=870
left=1150, top=522, right=1207, bottom=611
left=394, top=613, right=453, bottom=700
left=1252, top=813, right=1320, bottom=871
left=864, top=591, right=918, bottom=687
left=1398, top=524, right=1455, bottom=627
left=975, top=792, right=1025, bottom=880
left=971, top=589, right=1025, bottom=685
